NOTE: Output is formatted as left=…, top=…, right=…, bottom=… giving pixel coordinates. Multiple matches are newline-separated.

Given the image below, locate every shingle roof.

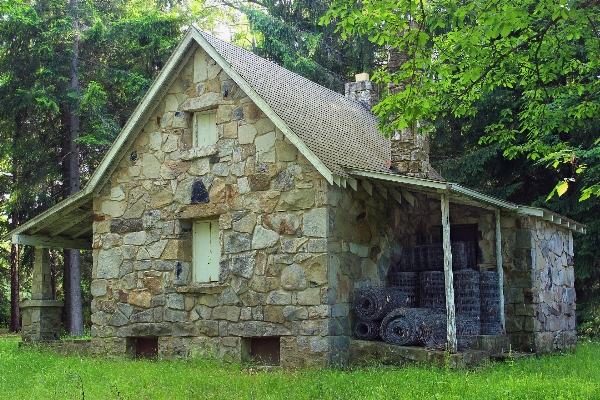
left=198, top=29, right=391, bottom=178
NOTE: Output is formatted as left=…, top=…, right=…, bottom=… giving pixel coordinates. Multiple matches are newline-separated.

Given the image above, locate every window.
left=193, top=111, right=217, bottom=147
left=193, top=220, right=220, bottom=282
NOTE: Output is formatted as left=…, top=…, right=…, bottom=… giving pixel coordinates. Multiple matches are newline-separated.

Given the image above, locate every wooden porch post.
left=441, top=193, right=457, bottom=353
left=495, top=209, right=506, bottom=332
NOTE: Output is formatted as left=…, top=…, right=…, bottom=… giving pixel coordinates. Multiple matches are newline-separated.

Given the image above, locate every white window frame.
left=193, top=111, right=217, bottom=147
left=193, top=219, right=220, bottom=282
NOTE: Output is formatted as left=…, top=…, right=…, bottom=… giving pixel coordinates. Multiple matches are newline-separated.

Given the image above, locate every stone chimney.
left=345, top=73, right=378, bottom=109
left=388, top=31, right=430, bottom=179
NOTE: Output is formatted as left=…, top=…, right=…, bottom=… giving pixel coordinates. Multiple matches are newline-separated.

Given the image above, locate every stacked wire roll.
left=386, top=272, right=419, bottom=307
left=416, top=309, right=447, bottom=349
left=353, top=242, right=505, bottom=350
left=380, top=307, right=420, bottom=346
left=426, top=244, right=444, bottom=271
left=353, top=320, right=381, bottom=340
left=419, top=271, right=446, bottom=310
left=353, top=287, right=410, bottom=321
left=453, top=269, right=481, bottom=349
left=479, top=270, right=503, bottom=334
left=398, top=246, right=415, bottom=271
left=453, top=270, right=481, bottom=319
left=450, top=241, right=478, bottom=270
left=457, top=317, right=482, bottom=350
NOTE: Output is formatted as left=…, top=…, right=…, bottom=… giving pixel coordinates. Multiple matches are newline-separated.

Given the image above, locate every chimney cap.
left=355, top=73, right=370, bottom=82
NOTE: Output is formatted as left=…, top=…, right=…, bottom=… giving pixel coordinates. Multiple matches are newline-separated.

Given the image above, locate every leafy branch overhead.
left=324, top=0, right=600, bottom=200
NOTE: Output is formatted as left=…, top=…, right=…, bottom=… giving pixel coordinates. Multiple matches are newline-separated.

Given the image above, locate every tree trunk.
left=9, top=215, right=20, bottom=333
left=50, top=249, right=58, bottom=301
left=63, top=0, right=84, bottom=336
left=9, top=134, right=20, bottom=333
left=49, top=182, right=58, bottom=301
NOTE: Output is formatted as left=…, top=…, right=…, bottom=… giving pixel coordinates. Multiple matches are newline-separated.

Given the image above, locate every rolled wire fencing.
left=355, top=243, right=503, bottom=351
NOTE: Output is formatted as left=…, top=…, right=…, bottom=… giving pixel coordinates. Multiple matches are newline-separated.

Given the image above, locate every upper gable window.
left=194, top=111, right=217, bottom=147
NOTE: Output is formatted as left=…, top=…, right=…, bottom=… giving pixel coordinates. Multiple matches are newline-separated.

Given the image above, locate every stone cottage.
left=8, top=28, right=584, bottom=366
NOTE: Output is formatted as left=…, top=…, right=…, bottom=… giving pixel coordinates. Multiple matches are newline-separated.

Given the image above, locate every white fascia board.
left=12, top=234, right=92, bottom=250
left=347, top=169, right=449, bottom=191
left=517, top=206, right=544, bottom=217
left=349, top=169, right=518, bottom=210
left=191, top=29, right=335, bottom=185
left=517, top=206, right=586, bottom=234
left=448, top=184, right=518, bottom=210
left=87, top=30, right=197, bottom=193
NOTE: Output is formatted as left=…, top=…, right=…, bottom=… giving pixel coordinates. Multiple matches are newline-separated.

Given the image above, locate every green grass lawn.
left=0, top=334, right=599, bottom=399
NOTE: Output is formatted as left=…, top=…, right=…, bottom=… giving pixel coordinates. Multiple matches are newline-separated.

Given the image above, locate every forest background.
left=0, top=0, right=598, bottom=338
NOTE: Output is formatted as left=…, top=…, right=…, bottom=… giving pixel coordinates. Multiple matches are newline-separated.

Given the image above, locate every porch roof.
left=347, top=169, right=586, bottom=234
left=7, top=191, right=93, bottom=250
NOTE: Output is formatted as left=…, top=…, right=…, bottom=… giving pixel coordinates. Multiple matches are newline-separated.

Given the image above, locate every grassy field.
left=0, top=334, right=599, bottom=399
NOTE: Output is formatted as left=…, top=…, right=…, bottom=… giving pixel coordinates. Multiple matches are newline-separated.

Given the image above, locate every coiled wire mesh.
left=353, top=320, right=381, bottom=340
left=398, top=246, right=416, bottom=271
left=457, top=317, right=482, bottom=350
left=479, top=270, right=502, bottom=334
left=419, top=271, right=446, bottom=310
left=386, top=272, right=419, bottom=307
left=353, top=287, right=409, bottom=321
left=425, top=244, right=444, bottom=270
left=454, top=269, right=481, bottom=320
left=380, top=307, right=425, bottom=346
left=415, top=309, right=447, bottom=349
left=451, top=241, right=478, bottom=270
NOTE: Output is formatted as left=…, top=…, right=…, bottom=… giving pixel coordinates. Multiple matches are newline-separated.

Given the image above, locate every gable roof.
left=196, top=30, right=391, bottom=179
left=5, top=28, right=585, bottom=249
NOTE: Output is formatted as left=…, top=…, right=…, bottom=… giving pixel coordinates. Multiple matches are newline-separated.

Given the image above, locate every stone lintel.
left=175, top=203, right=227, bottom=219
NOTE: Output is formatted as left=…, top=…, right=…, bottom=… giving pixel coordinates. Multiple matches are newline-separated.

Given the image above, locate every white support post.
left=495, top=209, right=506, bottom=332
left=441, top=193, right=457, bottom=353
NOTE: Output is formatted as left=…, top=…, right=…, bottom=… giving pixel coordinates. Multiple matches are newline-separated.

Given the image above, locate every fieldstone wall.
left=502, top=216, right=576, bottom=353
left=90, top=44, right=336, bottom=366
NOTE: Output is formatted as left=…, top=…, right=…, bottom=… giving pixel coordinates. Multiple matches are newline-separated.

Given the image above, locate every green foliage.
left=579, top=301, right=600, bottom=338
left=325, top=0, right=600, bottom=199
left=1, top=335, right=600, bottom=398
left=0, top=0, right=226, bottom=330
left=229, top=0, right=382, bottom=92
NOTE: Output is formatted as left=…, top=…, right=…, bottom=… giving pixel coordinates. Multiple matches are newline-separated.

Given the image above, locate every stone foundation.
left=20, top=300, right=63, bottom=341
left=19, top=340, right=91, bottom=356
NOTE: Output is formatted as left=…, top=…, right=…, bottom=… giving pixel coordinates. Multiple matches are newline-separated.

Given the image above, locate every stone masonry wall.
left=90, top=45, right=336, bottom=366
left=502, top=216, right=576, bottom=353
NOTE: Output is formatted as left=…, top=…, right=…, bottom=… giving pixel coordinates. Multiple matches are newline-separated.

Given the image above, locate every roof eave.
left=4, top=190, right=92, bottom=243
left=347, top=169, right=585, bottom=233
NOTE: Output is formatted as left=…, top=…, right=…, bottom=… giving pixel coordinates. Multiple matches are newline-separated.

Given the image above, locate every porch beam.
left=495, top=209, right=506, bottom=332
left=12, top=234, right=91, bottom=250
left=441, top=193, right=457, bottom=353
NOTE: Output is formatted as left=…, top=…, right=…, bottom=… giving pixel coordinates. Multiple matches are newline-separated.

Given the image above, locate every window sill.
left=176, top=283, right=226, bottom=294
left=181, top=145, right=217, bottom=161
